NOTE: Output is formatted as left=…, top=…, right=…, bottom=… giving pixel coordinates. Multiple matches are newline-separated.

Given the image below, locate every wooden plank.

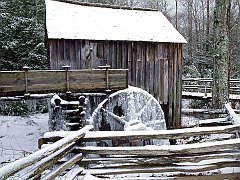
left=49, top=40, right=57, bottom=69
left=82, top=173, right=240, bottom=180
left=85, top=160, right=240, bottom=171
left=61, top=165, right=84, bottom=180
left=69, top=40, right=76, bottom=68
left=199, top=117, right=230, bottom=125
left=182, top=92, right=240, bottom=100
left=159, top=58, right=164, bottom=104
left=80, top=40, right=86, bottom=69
left=78, top=138, right=240, bottom=156
left=27, top=71, right=66, bottom=93
left=127, top=42, right=132, bottom=84
left=80, top=152, right=240, bottom=165
left=225, top=103, right=240, bottom=137
left=0, top=71, right=25, bottom=95
left=163, top=59, right=168, bottom=104
left=175, top=44, right=182, bottom=128
left=22, top=143, right=75, bottom=179
left=167, top=44, right=174, bottom=129
left=154, top=44, right=160, bottom=100
left=104, top=41, right=110, bottom=67
left=225, top=103, right=240, bottom=125
left=58, top=40, right=64, bottom=68
left=139, top=43, right=144, bottom=89
left=176, top=173, right=240, bottom=180
left=75, top=40, right=81, bottom=69
left=122, top=42, right=127, bottom=69
left=40, top=124, right=240, bottom=144
left=145, top=44, right=150, bottom=92
left=131, top=42, right=137, bottom=86
left=136, top=43, right=141, bottom=87
left=91, top=42, right=97, bottom=68
left=182, top=78, right=240, bottom=82
left=82, top=161, right=240, bottom=176
left=84, top=124, right=240, bottom=141
left=42, top=153, right=83, bottom=180
left=117, top=41, right=122, bottom=69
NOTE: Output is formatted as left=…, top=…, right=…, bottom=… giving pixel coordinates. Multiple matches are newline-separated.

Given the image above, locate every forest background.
left=0, top=0, right=239, bottom=109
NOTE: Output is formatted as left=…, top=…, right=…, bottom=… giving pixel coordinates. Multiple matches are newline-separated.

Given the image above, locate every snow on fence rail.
left=39, top=124, right=240, bottom=145
left=0, top=104, right=240, bottom=179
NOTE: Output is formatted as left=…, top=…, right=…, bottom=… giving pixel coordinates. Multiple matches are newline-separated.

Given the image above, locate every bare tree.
left=187, top=0, right=193, bottom=61
left=175, top=0, right=178, bottom=29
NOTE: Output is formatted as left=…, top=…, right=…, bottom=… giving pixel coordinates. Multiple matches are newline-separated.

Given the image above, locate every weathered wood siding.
left=49, top=39, right=182, bottom=129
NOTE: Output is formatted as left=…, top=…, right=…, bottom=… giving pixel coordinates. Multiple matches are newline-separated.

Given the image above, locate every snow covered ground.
left=0, top=113, right=49, bottom=168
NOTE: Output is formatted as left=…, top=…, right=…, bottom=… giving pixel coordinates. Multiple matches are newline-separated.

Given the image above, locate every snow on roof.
left=45, top=0, right=187, bottom=43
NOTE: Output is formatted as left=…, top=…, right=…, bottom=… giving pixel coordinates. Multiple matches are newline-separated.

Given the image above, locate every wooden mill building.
left=45, top=0, right=187, bottom=129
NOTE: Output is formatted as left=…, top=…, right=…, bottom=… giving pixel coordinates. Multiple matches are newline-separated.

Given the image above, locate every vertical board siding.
left=176, top=44, right=183, bottom=128
left=49, top=39, right=182, bottom=129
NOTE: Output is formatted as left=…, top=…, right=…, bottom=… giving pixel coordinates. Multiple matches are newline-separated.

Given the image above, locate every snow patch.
left=0, top=113, right=49, bottom=167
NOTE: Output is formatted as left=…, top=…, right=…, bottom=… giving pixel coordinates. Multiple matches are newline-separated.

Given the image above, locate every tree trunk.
left=175, top=0, right=178, bottom=30
left=212, top=0, right=231, bottom=109
left=187, top=0, right=193, bottom=60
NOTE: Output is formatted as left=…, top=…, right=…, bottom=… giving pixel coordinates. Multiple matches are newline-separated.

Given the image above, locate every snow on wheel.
left=88, top=86, right=168, bottom=145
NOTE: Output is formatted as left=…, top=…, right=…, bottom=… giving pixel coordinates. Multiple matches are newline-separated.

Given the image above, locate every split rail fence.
left=0, top=104, right=239, bottom=179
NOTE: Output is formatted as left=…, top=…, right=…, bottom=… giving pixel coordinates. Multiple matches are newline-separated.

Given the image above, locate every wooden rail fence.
left=0, top=66, right=128, bottom=97
left=0, top=104, right=239, bottom=179
left=182, top=78, right=240, bottom=100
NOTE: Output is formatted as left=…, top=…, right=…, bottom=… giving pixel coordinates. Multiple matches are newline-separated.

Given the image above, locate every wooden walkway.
left=182, top=91, right=240, bottom=100
left=182, top=78, right=240, bottom=100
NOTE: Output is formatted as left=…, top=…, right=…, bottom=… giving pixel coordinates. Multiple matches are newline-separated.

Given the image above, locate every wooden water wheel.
left=88, top=86, right=168, bottom=146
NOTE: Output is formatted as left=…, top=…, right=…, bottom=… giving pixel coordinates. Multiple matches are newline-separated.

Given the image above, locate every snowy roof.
left=45, top=0, right=187, bottom=43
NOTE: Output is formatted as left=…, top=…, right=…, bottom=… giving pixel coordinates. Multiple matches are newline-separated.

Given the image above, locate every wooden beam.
left=39, top=124, right=240, bottom=145
left=225, top=103, right=240, bottom=125
left=80, top=152, right=240, bottom=165
left=82, top=161, right=240, bottom=176
left=77, top=138, right=240, bottom=156
left=42, top=154, right=83, bottom=179
left=22, top=143, right=75, bottom=179
left=60, top=165, right=84, bottom=180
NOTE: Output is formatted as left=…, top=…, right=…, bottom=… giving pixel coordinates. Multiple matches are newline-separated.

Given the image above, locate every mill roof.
left=45, top=0, right=187, bottom=43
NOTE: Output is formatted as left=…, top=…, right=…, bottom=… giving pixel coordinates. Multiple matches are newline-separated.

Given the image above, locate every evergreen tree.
left=0, top=0, right=48, bottom=70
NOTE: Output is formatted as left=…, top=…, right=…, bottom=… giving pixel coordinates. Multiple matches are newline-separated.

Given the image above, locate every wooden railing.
left=0, top=104, right=239, bottom=179
left=0, top=66, right=128, bottom=97
left=182, top=78, right=240, bottom=100
left=182, top=78, right=240, bottom=94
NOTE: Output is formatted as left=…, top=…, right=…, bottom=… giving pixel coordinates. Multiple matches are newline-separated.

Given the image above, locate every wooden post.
left=98, top=65, right=111, bottom=93
left=225, top=103, right=240, bottom=137
left=79, top=96, right=86, bottom=128
left=62, top=65, right=71, bottom=95
left=23, top=66, right=30, bottom=97
left=49, top=96, right=66, bottom=131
